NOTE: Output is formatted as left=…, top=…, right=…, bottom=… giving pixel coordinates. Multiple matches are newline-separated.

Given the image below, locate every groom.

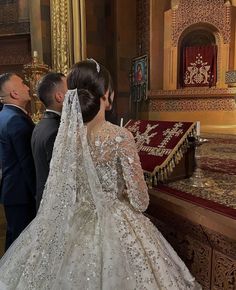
left=31, top=72, right=67, bottom=211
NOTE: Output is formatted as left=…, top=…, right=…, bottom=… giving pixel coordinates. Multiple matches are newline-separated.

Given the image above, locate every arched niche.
left=177, top=23, right=227, bottom=89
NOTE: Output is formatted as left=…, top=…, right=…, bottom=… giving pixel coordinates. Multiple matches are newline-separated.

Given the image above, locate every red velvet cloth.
left=183, top=45, right=217, bottom=87
left=125, top=120, right=195, bottom=174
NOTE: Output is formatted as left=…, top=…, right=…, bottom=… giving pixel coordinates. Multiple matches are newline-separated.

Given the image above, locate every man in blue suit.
left=0, top=73, right=36, bottom=250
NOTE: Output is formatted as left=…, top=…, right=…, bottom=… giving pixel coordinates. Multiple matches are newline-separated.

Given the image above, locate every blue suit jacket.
left=0, top=105, right=36, bottom=205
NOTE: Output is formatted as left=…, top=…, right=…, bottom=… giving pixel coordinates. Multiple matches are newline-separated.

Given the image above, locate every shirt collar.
left=4, top=104, right=28, bottom=115
left=46, top=109, right=61, bottom=116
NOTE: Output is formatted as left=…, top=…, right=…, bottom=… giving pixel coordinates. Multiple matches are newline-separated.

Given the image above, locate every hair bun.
left=67, top=60, right=113, bottom=122
left=76, top=89, right=100, bottom=123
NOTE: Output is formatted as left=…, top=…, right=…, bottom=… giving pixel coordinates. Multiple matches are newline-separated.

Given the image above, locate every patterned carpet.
left=163, top=134, right=236, bottom=215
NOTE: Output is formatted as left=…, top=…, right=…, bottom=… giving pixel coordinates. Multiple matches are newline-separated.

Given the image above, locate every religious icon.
left=131, top=55, right=148, bottom=102
left=132, top=55, right=148, bottom=85
left=135, top=63, right=143, bottom=83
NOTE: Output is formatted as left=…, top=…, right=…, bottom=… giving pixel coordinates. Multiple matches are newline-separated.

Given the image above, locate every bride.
left=0, top=59, right=201, bottom=289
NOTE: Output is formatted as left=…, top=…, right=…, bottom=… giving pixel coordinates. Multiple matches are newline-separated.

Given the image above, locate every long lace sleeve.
left=118, top=128, right=149, bottom=212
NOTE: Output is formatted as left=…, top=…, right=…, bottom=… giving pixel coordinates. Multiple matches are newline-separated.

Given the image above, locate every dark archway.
left=178, top=24, right=217, bottom=88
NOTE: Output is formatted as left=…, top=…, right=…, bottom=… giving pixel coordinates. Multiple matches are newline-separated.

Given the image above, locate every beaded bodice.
left=88, top=121, right=149, bottom=212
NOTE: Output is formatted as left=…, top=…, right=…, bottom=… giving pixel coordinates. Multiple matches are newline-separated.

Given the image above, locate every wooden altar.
left=146, top=189, right=236, bottom=290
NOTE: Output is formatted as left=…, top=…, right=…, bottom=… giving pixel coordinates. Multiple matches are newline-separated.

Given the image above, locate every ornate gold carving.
left=50, top=0, right=71, bottom=74
left=50, top=0, right=86, bottom=73
left=23, top=52, right=50, bottom=122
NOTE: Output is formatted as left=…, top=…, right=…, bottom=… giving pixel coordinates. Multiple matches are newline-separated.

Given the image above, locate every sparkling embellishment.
left=0, top=114, right=200, bottom=290
left=115, top=136, right=123, bottom=143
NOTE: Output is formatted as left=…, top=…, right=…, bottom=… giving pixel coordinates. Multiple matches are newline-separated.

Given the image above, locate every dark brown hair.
left=37, top=72, right=65, bottom=108
left=67, top=60, right=113, bottom=123
left=0, top=73, right=14, bottom=96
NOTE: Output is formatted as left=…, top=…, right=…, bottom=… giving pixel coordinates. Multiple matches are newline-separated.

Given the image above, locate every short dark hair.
left=37, top=72, right=65, bottom=108
left=0, top=73, right=14, bottom=96
left=67, top=60, right=113, bottom=123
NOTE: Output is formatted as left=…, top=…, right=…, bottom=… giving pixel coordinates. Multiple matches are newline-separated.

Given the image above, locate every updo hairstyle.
left=67, top=59, right=113, bottom=123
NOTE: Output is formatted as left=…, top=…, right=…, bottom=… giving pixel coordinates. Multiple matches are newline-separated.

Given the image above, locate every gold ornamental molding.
left=51, top=0, right=71, bottom=74
left=149, top=88, right=236, bottom=99
left=50, top=0, right=87, bottom=74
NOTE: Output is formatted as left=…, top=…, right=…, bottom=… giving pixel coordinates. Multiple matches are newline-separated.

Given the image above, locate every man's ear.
left=9, top=90, right=18, bottom=100
left=55, top=92, right=63, bottom=103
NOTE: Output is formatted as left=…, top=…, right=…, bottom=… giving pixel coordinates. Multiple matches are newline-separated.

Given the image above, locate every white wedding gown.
left=0, top=91, right=201, bottom=289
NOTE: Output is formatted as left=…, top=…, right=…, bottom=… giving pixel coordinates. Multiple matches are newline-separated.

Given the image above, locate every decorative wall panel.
left=0, top=0, right=16, bottom=4
left=149, top=98, right=236, bottom=112
left=0, top=55, right=31, bottom=65
left=211, top=250, right=236, bottom=290
left=137, top=0, right=150, bottom=55
left=148, top=210, right=211, bottom=289
left=0, top=0, right=29, bottom=35
left=147, top=191, right=236, bottom=290
left=172, top=0, right=231, bottom=46
left=0, top=1, right=17, bottom=24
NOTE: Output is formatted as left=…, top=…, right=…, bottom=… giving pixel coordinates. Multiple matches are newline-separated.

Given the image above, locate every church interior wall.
left=85, top=0, right=108, bottom=67
left=230, top=6, right=236, bottom=70
left=39, top=0, right=51, bottom=67
left=0, top=2, right=235, bottom=287
left=85, top=0, right=118, bottom=97
left=149, top=0, right=170, bottom=91
left=114, top=0, right=137, bottom=118
left=0, top=0, right=235, bottom=133
left=0, top=0, right=31, bottom=75
left=85, top=0, right=137, bottom=120
left=145, top=0, right=236, bottom=134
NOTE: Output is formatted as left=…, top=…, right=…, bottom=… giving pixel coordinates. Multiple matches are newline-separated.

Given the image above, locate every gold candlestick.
left=23, top=51, right=50, bottom=123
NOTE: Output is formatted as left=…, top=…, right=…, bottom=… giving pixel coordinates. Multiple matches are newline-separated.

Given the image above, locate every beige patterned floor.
left=168, top=134, right=236, bottom=209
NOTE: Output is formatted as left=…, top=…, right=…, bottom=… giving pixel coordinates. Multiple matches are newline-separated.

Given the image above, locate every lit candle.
left=33, top=50, right=38, bottom=58
left=120, top=118, right=123, bottom=127
left=196, top=121, right=200, bottom=136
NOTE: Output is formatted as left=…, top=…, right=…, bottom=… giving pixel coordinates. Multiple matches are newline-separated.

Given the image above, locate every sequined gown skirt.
left=0, top=202, right=201, bottom=290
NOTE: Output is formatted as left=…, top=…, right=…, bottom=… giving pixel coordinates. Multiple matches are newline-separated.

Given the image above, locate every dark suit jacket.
left=0, top=105, right=36, bottom=205
left=31, top=111, right=60, bottom=209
